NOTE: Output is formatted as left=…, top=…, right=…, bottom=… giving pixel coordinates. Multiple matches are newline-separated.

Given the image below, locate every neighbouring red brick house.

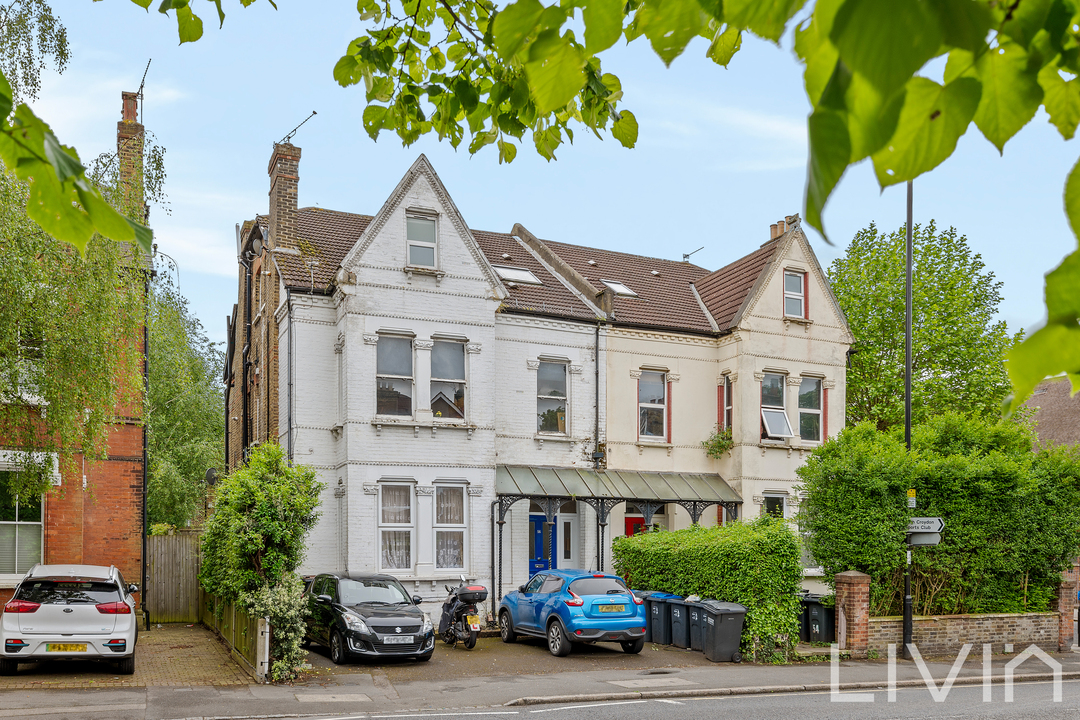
left=0, top=92, right=146, bottom=615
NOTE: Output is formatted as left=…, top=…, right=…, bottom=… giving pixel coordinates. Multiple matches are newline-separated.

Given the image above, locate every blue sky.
left=39, top=1, right=1076, bottom=344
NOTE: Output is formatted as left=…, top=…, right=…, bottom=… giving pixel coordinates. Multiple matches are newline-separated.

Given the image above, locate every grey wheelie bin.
left=688, top=602, right=706, bottom=651
left=668, top=597, right=692, bottom=649
left=646, top=593, right=681, bottom=645
left=700, top=600, right=746, bottom=663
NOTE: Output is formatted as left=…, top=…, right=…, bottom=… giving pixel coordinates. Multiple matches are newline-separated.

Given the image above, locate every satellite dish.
left=205, top=468, right=219, bottom=486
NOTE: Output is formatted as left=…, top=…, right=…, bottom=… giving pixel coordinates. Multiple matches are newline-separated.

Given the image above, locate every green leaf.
left=497, top=138, right=518, bottom=163
left=999, top=0, right=1052, bottom=49
left=794, top=13, right=839, bottom=107
left=804, top=108, right=851, bottom=239
left=723, top=0, right=804, bottom=43
left=42, top=132, right=85, bottom=183
left=633, top=0, right=705, bottom=66
left=611, top=109, right=639, bottom=147
left=130, top=0, right=153, bottom=8
left=583, top=0, right=624, bottom=54
left=970, top=42, right=1043, bottom=153
left=929, top=0, right=993, bottom=52
left=1045, top=247, right=1080, bottom=322
left=493, top=0, right=544, bottom=59
left=844, top=70, right=905, bottom=161
left=128, top=219, right=154, bottom=255
left=1038, top=62, right=1080, bottom=140
left=362, top=105, right=387, bottom=140
left=0, top=69, right=11, bottom=120
left=830, top=0, right=942, bottom=97
left=333, top=54, right=364, bottom=87
left=524, top=30, right=587, bottom=113
left=75, top=184, right=136, bottom=243
left=871, top=76, right=981, bottom=187
left=175, top=5, right=204, bottom=43
left=1064, top=154, right=1080, bottom=240
left=453, top=77, right=480, bottom=113
left=1005, top=321, right=1080, bottom=414
left=707, top=24, right=742, bottom=67
left=23, top=161, right=94, bottom=253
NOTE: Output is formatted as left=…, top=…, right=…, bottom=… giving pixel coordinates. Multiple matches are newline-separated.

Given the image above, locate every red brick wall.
left=835, top=570, right=870, bottom=658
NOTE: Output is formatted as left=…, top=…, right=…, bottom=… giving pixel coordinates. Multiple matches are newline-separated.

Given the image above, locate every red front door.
left=625, top=517, right=646, bottom=536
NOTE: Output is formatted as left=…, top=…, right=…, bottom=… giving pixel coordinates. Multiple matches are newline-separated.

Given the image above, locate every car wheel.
left=116, top=655, right=135, bottom=675
left=499, top=611, right=517, bottom=643
left=621, top=637, right=645, bottom=654
left=547, top=621, right=571, bottom=657
left=330, top=630, right=347, bottom=665
left=0, top=659, right=17, bottom=676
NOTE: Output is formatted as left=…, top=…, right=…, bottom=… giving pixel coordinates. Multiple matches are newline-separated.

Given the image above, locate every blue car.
left=497, top=569, right=647, bottom=656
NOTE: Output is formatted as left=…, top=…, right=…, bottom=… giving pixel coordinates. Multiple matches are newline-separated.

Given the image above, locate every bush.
left=798, top=413, right=1080, bottom=616
left=199, top=443, right=323, bottom=681
left=612, top=518, right=803, bottom=662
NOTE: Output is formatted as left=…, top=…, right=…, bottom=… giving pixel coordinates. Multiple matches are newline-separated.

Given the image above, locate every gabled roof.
left=539, top=239, right=715, bottom=333
left=694, top=239, right=780, bottom=331
left=473, top=231, right=599, bottom=321
left=1023, top=377, right=1080, bottom=447
left=274, top=208, right=373, bottom=292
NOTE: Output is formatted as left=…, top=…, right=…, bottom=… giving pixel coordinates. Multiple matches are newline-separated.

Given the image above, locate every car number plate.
left=383, top=635, right=414, bottom=644
left=599, top=605, right=625, bottom=613
left=47, top=643, right=86, bottom=652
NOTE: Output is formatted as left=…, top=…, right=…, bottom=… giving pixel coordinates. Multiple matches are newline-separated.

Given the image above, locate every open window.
left=760, top=372, right=794, bottom=439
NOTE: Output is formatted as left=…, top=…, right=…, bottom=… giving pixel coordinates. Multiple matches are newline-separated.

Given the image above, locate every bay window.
left=379, top=484, right=413, bottom=570
left=376, top=335, right=413, bottom=416
left=431, top=341, right=466, bottom=420
left=798, top=377, right=822, bottom=442
left=434, top=485, right=466, bottom=570
left=760, top=372, right=794, bottom=439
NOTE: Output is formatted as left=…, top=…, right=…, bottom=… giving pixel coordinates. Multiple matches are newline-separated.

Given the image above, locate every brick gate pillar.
left=835, top=570, right=870, bottom=659
left=1056, top=559, right=1079, bottom=652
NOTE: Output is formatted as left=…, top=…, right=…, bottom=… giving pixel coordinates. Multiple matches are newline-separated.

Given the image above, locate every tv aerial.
left=281, top=111, right=317, bottom=144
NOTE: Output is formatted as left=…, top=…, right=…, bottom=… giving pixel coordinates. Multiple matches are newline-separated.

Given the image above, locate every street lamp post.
left=903, top=180, right=914, bottom=660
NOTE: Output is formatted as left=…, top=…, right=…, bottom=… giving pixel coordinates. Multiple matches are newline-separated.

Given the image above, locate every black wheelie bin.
left=668, top=597, right=692, bottom=649
left=700, top=600, right=747, bottom=663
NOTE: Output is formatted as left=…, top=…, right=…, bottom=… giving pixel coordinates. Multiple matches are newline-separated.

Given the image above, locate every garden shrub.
left=798, top=413, right=1080, bottom=616
left=199, top=443, right=323, bottom=681
left=612, top=517, right=803, bottom=662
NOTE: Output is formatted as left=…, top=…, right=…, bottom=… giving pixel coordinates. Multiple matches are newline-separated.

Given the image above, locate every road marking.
left=369, top=713, right=520, bottom=718
left=654, top=699, right=685, bottom=704
left=529, top=701, right=648, bottom=713
left=296, top=694, right=373, bottom=702
left=607, top=678, right=698, bottom=689
left=0, top=704, right=145, bottom=717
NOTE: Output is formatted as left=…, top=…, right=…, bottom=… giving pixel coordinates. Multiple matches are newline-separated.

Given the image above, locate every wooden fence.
left=202, top=592, right=269, bottom=681
left=146, top=532, right=202, bottom=624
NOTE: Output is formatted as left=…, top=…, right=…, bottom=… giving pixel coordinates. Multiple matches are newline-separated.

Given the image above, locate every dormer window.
left=493, top=265, right=543, bottom=285
left=407, top=215, right=437, bottom=268
left=601, top=279, right=637, bottom=297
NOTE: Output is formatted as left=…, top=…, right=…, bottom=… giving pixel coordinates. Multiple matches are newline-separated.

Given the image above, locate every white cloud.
left=153, top=225, right=238, bottom=279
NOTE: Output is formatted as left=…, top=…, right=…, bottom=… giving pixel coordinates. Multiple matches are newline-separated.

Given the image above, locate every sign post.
left=903, top=516, right=944, bottom=658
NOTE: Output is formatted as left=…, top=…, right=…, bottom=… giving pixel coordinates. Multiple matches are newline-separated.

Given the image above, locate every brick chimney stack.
left=117, top=91, right=144, bottom=220
left=268, top=143, right=301, bottom=251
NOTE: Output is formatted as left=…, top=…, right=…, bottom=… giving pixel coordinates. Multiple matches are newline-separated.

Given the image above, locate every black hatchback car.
left=303, top=573, right=434, bottom=663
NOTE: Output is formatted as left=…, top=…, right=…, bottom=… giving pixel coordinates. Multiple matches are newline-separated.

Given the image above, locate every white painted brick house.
left=224, top=145, right=852, bottom=612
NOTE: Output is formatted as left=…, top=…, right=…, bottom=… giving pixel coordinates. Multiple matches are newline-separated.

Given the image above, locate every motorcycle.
left=439, top=575, right=488, bottom=649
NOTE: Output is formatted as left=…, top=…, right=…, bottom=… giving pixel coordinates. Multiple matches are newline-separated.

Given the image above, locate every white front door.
left=559, top=513, right=579, bottom=569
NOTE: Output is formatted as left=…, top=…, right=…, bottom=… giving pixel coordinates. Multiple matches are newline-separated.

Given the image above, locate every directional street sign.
left=907, top=532, right=941, bottom=546
left=906, top=517, right=944, bottom=533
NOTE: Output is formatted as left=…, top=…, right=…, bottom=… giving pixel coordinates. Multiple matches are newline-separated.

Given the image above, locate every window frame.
left=492, top=265, right=543, bottom=285
left=760, top=372, right=795, bottom=439
left=600, top=279, right=638, bottom=297
left=724, top=375, right=733, bottom=430
left=783, top=270, right=805, bottom=318
left=375, top=334, right=415, bottom=418
left=798, top=377, right=823, bottom=443
left=637, top=370, right=667, bottom=440
left=763, top=492, right=788, bottom=519
left=430, top=340, right=467, bottom=422
left=433, top=483, right=467, bottom=572
left=0, top=453, right=54, bottom=586
left=405, top=214, right=438, bottom=269
left=378, top=482, right=415, bottom=572
left=536, top=360, right=569, bottom=435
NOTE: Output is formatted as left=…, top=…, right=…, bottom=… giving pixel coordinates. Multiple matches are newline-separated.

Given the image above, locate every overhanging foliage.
left=797, top=413, right=1080, bottom=616
left=612, top=519, right=802, bottom=662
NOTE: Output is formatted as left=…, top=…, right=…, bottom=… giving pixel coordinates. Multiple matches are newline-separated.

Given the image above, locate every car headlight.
left=343, top=613, right=369, bottom=633
left=422, top=614, right=433, bottom=633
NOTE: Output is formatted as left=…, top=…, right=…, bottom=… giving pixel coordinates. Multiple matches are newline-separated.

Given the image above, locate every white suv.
left=0, top=564, right=139, bottom=675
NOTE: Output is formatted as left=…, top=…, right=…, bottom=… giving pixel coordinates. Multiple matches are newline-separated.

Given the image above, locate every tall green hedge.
left=798, top=413, right=1080, bottom=616
left=612, top=518, right=803, bottom=662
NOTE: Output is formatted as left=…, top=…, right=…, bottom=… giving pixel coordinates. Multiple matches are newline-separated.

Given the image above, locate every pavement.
left=2, top=624, right=1080, bottom=717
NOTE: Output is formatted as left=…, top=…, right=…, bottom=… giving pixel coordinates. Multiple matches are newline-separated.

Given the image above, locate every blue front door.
left=529, top=515, right=558, bottom=575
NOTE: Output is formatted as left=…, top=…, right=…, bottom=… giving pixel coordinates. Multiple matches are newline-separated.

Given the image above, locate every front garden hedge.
left=612, top=517, right=802, bottom=662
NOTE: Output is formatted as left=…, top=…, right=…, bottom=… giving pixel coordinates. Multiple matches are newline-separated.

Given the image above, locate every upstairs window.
left=798, top=378, right=822, bottom=442
left=638, top=371, right=666, bottom=438
left=601, top=279, right=638, bottom=297
left=376, top=336, right=413, bottom=416
left=431, top=341, right=466, bottom=420
left=493, top=265, right=543, bottom=285
left=760, top=372, right=794, bottom=439
left=537, top=362, right=567, bottom=434
left=407, top=216, right=437, bottom=268
left=784, top=271, right=805, bottom=318
left=724, top=375, right=733, bottom=430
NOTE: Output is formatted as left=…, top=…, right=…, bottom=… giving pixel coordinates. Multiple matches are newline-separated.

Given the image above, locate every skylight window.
left=493, top=265, right=543, bottom=285
left=601, top=279, right=638, bottom=297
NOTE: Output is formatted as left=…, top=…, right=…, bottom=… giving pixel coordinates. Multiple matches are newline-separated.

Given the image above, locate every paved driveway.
left=0, top=624, right=250, bottom=689
left=299, top=633, right=717, bottom=685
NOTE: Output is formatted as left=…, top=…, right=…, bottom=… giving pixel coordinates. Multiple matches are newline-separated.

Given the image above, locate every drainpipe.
left=286, top=286, right=294, bottom=461
left=240, top=253, right=252, bottom=459
left=489, top=500, right=497, bottom=619
left=141, top=266, right=151, bottom=628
